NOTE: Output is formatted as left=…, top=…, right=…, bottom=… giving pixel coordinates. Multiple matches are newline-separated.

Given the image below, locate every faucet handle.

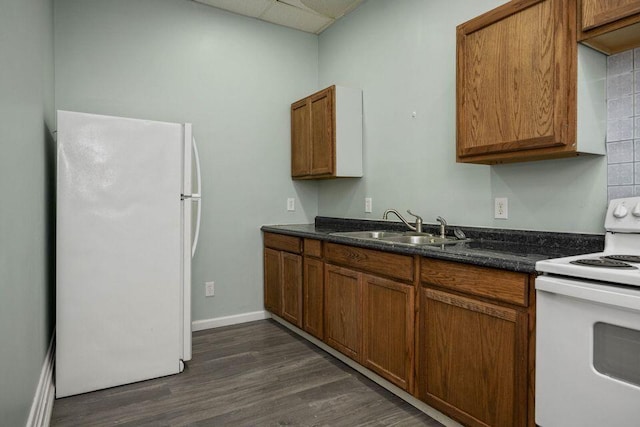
left=436, top=216, right=447, bottom=238
left=406, top=210, right=423, bottom=233
left=407, top=209, right=423, bottom=221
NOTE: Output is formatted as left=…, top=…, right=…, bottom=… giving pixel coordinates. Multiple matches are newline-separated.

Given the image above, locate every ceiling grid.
left=193, top=0, right=365, bottom=34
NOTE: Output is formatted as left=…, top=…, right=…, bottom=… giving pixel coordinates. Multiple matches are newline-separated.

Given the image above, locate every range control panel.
left=605, top=197, right=640, bottom=233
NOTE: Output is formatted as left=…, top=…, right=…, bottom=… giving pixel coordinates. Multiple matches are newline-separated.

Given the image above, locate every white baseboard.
left=270, top=315, right=462, bottom=427
left=26, top=330, right=56, bottom=427
left=191, top=310, right=271, bottom=332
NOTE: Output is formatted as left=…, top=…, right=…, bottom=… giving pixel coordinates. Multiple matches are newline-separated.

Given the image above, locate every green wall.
left=317, top=0, right=607, bottom=233
left=0, top=0, right=55, bottom=424
left=54, top=0, right=608, bottom=334
left=54, top=0, right=320, bottom=322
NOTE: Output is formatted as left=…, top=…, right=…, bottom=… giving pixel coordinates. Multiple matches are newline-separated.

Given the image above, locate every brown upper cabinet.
left=291, top=85, right=363, bottom=179
left=579, top=0, right=640, bottom=54
left=456, top=0, right=606, bottom=165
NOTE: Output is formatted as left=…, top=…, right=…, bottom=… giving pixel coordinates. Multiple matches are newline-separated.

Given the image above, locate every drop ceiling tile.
left=299, top=0, right=364, bottom=19
left=193, top=0, right=272, bottom=18
left=260, top=1, right=333, bottom=33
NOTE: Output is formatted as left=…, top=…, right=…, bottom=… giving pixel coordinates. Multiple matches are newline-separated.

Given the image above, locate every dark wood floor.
left=51, top=319, right=442, bottom=426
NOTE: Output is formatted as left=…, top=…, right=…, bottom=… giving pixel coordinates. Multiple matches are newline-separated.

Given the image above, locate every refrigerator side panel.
left=56, top=110, right=183, bottom=397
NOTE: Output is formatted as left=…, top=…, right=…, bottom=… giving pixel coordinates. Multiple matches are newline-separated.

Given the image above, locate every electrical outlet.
left=287, top=198, right=295, bottom=211
left=365, top=197, right=372, bottom=213
left=205, top=281, right=215, bottom=297
left=494, top=197, right=508, bottom=219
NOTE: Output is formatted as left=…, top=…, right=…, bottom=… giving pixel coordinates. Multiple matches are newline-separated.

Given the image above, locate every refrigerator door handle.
left=191, top=136, right=202, bottom=258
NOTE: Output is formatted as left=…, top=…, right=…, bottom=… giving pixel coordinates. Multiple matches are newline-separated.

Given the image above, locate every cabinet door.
left=324, top=264, right=362, bottom=362
left=303, top=257, right=324, bottom=340
left=264, top=248, right=282, bottom=316
left=457, top=0, right=573, bottom=163
left=291, top=99, right=310, bottom=177
left=417, top=288, right=528, bottom=427
left=362, top=274, right=414, bottom=391
left=281, top=253, right=303, bottom=328
left=582, top=0, right=640, bottom=30
left=309, top=87, right=335, bottom=176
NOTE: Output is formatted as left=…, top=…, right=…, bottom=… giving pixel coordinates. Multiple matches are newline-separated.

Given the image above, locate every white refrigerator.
left=56, top=110, right=201, bottom=398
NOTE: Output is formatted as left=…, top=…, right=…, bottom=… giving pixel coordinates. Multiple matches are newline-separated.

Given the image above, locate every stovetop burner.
left=603, top=255, right=640, bottom=263
left=570, top=259, right=638, bottom=269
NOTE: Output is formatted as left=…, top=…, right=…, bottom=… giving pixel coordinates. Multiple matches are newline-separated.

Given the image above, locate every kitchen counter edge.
left=261, top=221, right=604, bottom=274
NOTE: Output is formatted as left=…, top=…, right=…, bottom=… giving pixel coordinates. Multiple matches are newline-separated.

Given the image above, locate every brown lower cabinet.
left=325, top=265, right=414, bottom=391
left=263, top=233, right=303, bottom=326
left=263, top=247, right=282, bottom=315
left=323, top=251, right=415, bottom=391
left=280, top=252, right=303, bottom=327
left=324, top=264, right=363, bottom=362
left=263, top=248, right=302, bottom=326
left=417, top=288, right=528, bottom=427
left=324, top=243, right=415, bottom=392
left=303, top=257, right=324, bottom=340
left=263, top=235, right=535, bottom=426
left=362, top=274, right=414, bottom=391
left=417, top=258, right=532, bottom=427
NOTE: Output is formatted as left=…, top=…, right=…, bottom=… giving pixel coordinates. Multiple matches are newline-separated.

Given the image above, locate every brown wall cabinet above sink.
left=291, top=85, right=363, bottom=179
left=456, top=0, right=607, bottom=165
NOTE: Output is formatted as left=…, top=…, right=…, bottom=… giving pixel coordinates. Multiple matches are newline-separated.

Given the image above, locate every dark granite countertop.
left=261, top=217, right=605, bottom=274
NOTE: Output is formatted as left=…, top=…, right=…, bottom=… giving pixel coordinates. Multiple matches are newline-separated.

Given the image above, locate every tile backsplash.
left=607, top=48, right=640, bottom=201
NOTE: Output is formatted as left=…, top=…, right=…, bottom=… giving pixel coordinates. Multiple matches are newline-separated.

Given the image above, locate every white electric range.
left=535, top=196, right=640, bottom=427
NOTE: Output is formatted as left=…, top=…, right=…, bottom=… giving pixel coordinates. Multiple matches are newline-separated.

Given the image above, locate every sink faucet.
left=383, top=209, right=423, bottom=233
left=436, top=216, right=447, bottom=238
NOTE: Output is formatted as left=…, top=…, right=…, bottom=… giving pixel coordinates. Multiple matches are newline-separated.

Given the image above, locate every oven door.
left=536, top=275, right=640, bottom=427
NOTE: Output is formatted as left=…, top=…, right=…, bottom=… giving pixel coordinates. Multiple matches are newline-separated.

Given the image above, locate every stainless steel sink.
left=380, top=235, right=462, bottom=245
left=330, top=230, right=468, bottom=246
left=330, top=230, right=404, bottom=239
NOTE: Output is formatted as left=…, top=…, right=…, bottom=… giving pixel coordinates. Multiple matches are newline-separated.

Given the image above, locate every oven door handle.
left=537, top=276, right=640, bottom=312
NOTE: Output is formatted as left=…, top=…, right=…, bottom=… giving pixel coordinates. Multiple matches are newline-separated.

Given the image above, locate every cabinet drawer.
left=304, top=238, right=322, bottom=258
left=324, top=243, right=414, bottom=282
left=421, top=258, right=528, bottom=306
left=263, top=232, right=301, bottom=254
